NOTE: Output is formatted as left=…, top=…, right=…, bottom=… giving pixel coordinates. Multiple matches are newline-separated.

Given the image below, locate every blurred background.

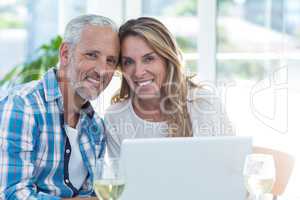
left=0, top=0, right=299, bottom=198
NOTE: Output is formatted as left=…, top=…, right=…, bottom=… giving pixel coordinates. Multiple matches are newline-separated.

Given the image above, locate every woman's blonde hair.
left=114, top=17, right=196, bottom=137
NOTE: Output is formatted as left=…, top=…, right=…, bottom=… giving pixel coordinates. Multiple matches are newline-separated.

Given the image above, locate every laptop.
left=119, top=136, right=252, bottom=200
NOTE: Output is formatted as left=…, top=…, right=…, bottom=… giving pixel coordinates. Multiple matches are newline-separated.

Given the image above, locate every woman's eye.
left=144, top=56, right=154, bottom=63
left=122, top=59, right=133, bottom=66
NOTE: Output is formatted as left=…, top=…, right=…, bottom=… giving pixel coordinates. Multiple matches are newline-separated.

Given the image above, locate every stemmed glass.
left=93, top=157, right=125, bottom=200
left=243, top=154, right=276, bottom=200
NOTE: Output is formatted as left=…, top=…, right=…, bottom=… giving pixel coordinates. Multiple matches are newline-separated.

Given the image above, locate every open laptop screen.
left=120, top=136, right=252, bottom=200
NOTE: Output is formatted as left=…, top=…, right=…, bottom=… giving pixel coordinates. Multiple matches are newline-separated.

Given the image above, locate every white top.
left=64, top=125, right=88, bottom=190
left=104, top=88, right=234, bottom=157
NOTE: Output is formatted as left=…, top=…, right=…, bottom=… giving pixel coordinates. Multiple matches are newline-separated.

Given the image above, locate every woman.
left=104, top=17, right=234, bottom=157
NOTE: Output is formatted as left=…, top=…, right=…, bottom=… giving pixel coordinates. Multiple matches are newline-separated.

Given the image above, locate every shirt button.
left=66, top=149, right=70, bottom=154
left=65, top=179, right=69, bottom=183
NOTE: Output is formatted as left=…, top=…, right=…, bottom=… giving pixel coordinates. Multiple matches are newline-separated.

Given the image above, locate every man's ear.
left=59, top=42, right=72, bottom=66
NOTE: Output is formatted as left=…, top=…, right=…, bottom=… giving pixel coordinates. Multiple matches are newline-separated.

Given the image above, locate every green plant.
left=0, top=35, right=62, bottom=88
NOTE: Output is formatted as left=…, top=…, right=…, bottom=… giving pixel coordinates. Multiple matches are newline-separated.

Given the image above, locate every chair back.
left=253, top=147, right=295, bottom=197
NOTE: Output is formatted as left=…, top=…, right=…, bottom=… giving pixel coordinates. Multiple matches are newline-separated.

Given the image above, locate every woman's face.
left=121, top=35, right=167, bottom=99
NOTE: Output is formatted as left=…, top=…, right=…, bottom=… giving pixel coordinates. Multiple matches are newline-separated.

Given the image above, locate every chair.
left=253, top=146, right=295, bottom=200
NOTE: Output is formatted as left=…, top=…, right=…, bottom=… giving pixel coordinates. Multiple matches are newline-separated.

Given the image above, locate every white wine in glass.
left=243, top=154, right=275, bottom=200
left=94, top=179, right=125, bottom=200
left=93, top=158, right=125, bottom=200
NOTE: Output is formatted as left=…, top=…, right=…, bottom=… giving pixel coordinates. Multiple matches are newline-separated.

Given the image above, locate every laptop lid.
left=120, top=136, right=252, bottom=200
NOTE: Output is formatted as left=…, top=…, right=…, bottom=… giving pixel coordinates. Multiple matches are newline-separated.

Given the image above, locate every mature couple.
left=0, top=14, right=233, bottom=200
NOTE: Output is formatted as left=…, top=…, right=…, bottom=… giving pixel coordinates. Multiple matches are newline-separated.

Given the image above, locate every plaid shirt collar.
left=42, top=68, right=95, bottom=118
left=43, top=68, right=62, bottom=102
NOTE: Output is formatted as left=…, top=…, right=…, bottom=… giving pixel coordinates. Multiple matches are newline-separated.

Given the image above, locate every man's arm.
left=0, top=95, right=60, bottom=200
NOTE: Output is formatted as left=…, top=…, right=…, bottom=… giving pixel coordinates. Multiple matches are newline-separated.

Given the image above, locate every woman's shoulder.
left=186, top=77, right=217, bottom=100
left=186, top=82, right=228, bottom=118
left=187, top=85, right=220, bottom=105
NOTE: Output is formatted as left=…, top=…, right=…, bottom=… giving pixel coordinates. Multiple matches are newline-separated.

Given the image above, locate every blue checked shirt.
left=0, top=68, right=106, bottom=200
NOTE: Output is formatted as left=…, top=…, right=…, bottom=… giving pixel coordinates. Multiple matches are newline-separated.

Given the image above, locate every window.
left=216, top=0, right=300, bottom=141
left=141, top=0, right=199, bottom=74
left=216, top=0, right=300, bottom=197
left=0, top=0, right=28, bottom=79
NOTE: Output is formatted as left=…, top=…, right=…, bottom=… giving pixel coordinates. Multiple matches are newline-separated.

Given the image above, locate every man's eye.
left=107, top=58, right=117, bottom=66
left=86, top=53, right=97, bottom=59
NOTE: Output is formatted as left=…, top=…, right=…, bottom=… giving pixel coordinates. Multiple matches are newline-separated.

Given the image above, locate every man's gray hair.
left=63, top=14, right=118, bottom=46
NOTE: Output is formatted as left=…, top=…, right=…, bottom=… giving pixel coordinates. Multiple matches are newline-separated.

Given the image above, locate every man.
left=0, top=14, right=119, bottom=200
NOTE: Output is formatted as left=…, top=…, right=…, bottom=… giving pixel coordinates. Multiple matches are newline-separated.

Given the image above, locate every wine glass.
left=243, top=154, right=276, bottom=200
left=93, top=157, right=126, bottom=200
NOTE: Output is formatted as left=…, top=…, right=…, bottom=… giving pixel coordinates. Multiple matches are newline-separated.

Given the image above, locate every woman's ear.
left=59, top=42, right=71, bottom=67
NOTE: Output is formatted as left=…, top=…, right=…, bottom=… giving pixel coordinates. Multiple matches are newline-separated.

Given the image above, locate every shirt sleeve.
left=0, top=95, right=60, bottom=200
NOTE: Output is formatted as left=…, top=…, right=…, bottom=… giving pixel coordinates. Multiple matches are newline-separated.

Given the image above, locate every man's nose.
left=95, top=59, right=113, bottom=75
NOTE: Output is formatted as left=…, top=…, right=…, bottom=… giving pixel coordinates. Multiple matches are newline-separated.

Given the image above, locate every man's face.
left=66, top=25, right=119, bottom=101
